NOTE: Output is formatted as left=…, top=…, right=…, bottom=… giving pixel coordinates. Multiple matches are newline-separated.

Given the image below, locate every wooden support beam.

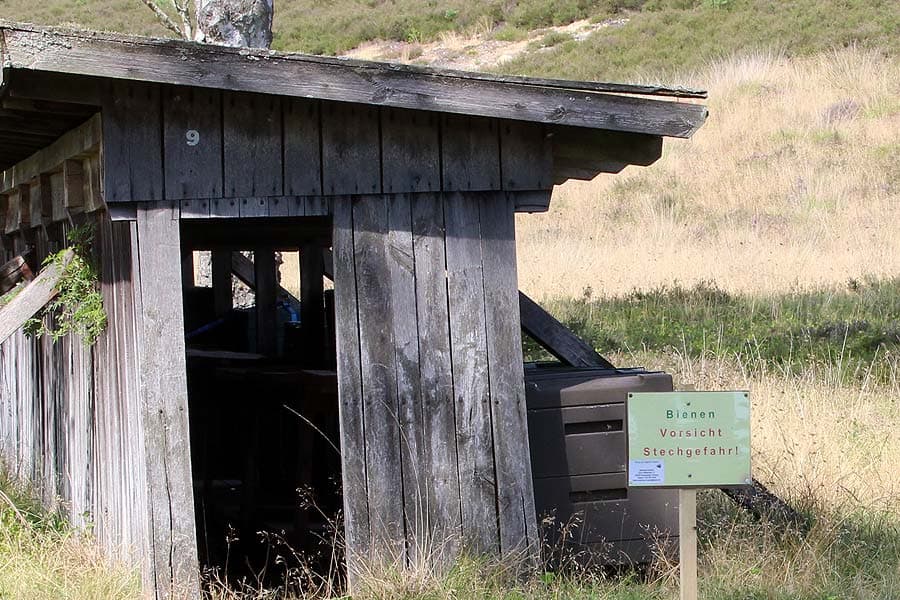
left=63, top=159, right=85, bottom=213
left=253, top=248, right=277, bottom=355
left=0, top=250, right=35, bottom=295
left=134, top=203, right=200, bottom=599
left=211, top=250, right=233, bottom=317
left=0, top=114, right=101, bottom=196
left=0, top=249, right=73, bottom=345
left=4, top=185, right=29, bottom=234
left=518, top=292, right=615, bottom=369
left=230, top=251, right=301, bottom=314
left=28, top=176, right=52, bottom=228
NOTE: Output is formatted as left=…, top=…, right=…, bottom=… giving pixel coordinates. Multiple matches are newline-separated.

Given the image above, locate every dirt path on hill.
left=342, top=17, right=628, bottom=71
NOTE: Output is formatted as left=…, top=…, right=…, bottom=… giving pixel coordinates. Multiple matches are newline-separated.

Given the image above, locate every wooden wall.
left=0, top=217, right=148, bottom=573
left=101, top=82, right=554, bottom=216
left=333, top=191, right=538, bottom=581
left=0, top=207, right=198, bottom=600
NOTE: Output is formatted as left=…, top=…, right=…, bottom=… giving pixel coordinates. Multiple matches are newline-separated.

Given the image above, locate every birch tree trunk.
left=194, top=0, right=274, bottom=48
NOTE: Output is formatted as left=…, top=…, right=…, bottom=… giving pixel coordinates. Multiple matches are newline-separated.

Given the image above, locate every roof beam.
left=0, top=23, right=707, bottom=139
left=0, top=113, right=100, bottom=196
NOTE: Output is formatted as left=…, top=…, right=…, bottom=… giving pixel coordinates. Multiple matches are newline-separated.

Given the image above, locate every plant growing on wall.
left=24, top=224, right=107, bottom=346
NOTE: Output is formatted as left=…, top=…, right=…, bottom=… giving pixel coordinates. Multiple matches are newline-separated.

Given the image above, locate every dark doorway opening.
left=179, top=217, right=344, bottom=591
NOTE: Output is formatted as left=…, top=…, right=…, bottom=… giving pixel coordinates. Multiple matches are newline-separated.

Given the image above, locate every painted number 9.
left=186, top=130, right=200, bottom=146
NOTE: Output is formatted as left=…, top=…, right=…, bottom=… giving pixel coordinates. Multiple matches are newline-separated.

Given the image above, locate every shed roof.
left=0, top=20, right=706, bottom=172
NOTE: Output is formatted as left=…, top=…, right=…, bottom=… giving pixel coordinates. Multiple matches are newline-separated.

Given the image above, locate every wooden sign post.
left=627, top=391, right=752, bottom=600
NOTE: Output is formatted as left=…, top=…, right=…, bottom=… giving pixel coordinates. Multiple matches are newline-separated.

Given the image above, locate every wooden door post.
left=135, top=202, right=200, bottom=599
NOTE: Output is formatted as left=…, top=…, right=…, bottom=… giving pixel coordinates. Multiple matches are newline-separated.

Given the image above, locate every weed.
left=24, top=224, right=107, bottom=346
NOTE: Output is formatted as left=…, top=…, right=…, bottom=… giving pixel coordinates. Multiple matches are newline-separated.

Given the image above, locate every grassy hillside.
left=0, top=0, right=896, bottom=70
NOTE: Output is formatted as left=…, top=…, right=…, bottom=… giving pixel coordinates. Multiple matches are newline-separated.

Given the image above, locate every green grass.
left=498, top=0, right=900, bottom=82
left=0, top=472, right=139, bottom=599
left=5, top=0, right=896, bottom=74
left=528, top=278, right=900, bottom=382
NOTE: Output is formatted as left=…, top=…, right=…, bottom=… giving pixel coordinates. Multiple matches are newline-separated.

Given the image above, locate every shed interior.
left=179, top=217, right=343, bottom=582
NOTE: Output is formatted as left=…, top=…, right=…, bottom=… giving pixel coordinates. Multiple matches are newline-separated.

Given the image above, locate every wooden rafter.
left=0, top=114, right=102, bottom=235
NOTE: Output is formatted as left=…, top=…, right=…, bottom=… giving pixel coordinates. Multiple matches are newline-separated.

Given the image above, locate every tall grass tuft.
left=0, top=473, right=140, bottom=600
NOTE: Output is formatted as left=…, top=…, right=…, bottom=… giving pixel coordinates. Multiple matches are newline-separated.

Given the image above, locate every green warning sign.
left=627, top=391, right=751, bottom=488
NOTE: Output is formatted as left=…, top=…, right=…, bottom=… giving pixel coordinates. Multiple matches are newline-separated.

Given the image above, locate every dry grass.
left=0, top=477, right=140, bottom=600
left=517, top=48, right=900, bottom=299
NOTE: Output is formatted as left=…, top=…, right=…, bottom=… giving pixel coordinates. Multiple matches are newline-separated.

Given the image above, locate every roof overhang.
left=0, top=21, right=706, bottom=135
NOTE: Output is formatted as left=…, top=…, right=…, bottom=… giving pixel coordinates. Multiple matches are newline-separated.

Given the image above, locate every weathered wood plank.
left=518, top=293, right=615, bottom=369
left=410, top=192, right=461, bottom=564
left=322, top=103, right=380, bottom=196
left=163, top=86, right=223, bottom=200
left=223, top=92, right=282, bottom=197
left=180, top=198, right=211, bottom=218
left=0, top=25, right=708, bottom=138
left=134, top=203, right=199, bottom=599
left=0, top=251, right=33, bottom=295
left=82, top=154, right=104, bottom=213
left=500, top=121, right=552, bottom=191
left=352, top=194, right=406, bottom=564
left=28, top=176, right=52, bottom=227
left=102, top=81, right=164, bottom=202
left=551, top=128, right=663, bottom=182
left=331, top=195, right=371, bottom=584
left=384, top=193, right=424, bottom=563
left=443, top=191, right=499, bottom=554
left=63, top=159, right=85, bottom=212
left=479, top=192, right=538, bottom=562
left=239, top=197, right=270, bottom=218
left=209, top=197, right=240, bottom=217
left=284, top=98, right=322, bottom=196
left=381, top=109, right=440, bottom=194
left=0, top=249, right=73, bottom=345
left=4, top=186, right=27, bottom=233
left=441, top=116, right=500, bottom=192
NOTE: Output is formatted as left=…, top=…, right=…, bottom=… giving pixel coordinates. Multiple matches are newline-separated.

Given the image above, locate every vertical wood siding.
left=333, top=191, right=539, bottom=586
left=0, top=215, right=152, bottom=580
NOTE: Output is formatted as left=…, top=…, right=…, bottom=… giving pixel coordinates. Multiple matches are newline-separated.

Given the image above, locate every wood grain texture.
left=331, top=196, right=371, bottom=585
left=322, top=103, right=380, bottom=196
left=443, top=191, right=499, bottom=555
left=384, top=193, right=424, bottom=562
left=135, top=203, right=200, bottom=599
left=163, top=86, right=223, bottom=200
left=441, top=116, right=500, bottom=192
left=223, top=92, right=283, bottom=198
left=519, top=292, right=615, bottom=369
left=500, top=121, right=552, bottom=191
left=0, top=25, right=708, bottom=138
left=284, top=98, right=322, bottom=196
left=352, top=195, right=406, bottom=563
left=381, top=109, right=440, bottom=194
left=0, top=249, right=72, bottom=345
left=410, top=192, right=461, bottom=564
left=102, top=81, right=164, bottom=202
left=478, top=193, right=538, bottom=562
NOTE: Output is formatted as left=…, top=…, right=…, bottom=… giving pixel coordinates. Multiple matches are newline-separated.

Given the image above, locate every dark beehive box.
left=525, top=366, right=679, bottom=564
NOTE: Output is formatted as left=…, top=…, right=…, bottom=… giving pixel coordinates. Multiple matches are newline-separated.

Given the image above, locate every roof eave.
left=0, top=21, right=707, bottom=139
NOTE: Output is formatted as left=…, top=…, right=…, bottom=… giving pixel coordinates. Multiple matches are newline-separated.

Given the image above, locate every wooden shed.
left=0, top=21, right=706, bottom=599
